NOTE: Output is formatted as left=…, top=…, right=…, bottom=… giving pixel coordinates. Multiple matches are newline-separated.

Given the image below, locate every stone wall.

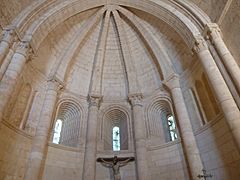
left=190, top=0, right=228, bottom=22
left=182, top=61, right=240, bottom=180
left=0, top=0, right=33, bottom=26
left=221, top=0, right=240, bottom=66
left=0, top=1, right=240, bottom=180
left=0, top=122, right=32, bottom=179
left=195, top=115, right=240, bottom=179
left=43, top=144, right=84, bottom=180
left=147, top=141, right=188, bottom=180
left=43, top=147, right=137, bottom=180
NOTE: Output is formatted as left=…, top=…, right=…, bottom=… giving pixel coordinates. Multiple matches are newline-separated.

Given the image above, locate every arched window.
left=112, top=126, right=120, bottom=151
left=103, top=109, right=128, bottom=151
left=194, top=73, right=220, bottom=123
left=167, top=115, right=178, bottom=141
left=52, top=101, right=81, bottom=147
left=53, top=119, right=63, bottom=144
left=147, top=100, right=178, bottom=143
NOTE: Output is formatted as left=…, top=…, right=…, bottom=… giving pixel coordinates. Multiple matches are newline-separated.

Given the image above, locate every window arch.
left=147, top=99, right=178, bottom=143
left=52, top=101, right=81, bottom=148
left=103, top=108, right=129, bottom=151
left=189, top=88, right=206, bottom=126
left=194, top=73, right=220, bottom=123
left=201, top=74, right=220, bottom=115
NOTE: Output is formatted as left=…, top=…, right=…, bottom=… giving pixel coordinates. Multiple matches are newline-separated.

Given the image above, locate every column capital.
left=1, top=28, right=16, bottom=44
left=128, top=93, right=144, bottom=107
left=192, top=35, right=209, bottom=54
left=88, top=94, right=102, bottom=107
left=204, top=23, right=222, bottom=42
left=15, top=41, right=33, bottom=58
left=164, top=74, right=180, bottom=90
left=47, top=77, right=64, bottom=91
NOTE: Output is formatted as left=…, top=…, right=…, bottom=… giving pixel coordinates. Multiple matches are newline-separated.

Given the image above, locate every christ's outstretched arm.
left=119, top=158, right=133, bottom=167
left=100, top=158, right=113, bottom=168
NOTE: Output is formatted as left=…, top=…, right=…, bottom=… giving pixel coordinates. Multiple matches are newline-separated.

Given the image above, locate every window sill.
left=147, top=139, right=181, bottom=151
left=1, top=119, right=33, bottom=139
left=48, top=142, right=85, bottom=152
left=194, top=113, right=224, bottom=136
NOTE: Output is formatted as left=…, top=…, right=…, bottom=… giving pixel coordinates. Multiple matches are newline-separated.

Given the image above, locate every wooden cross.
left=197, top=169, right=213, bottom=180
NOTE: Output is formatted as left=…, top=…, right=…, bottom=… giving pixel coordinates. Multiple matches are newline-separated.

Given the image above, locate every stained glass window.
left=112, top=126, right=120, bottom=151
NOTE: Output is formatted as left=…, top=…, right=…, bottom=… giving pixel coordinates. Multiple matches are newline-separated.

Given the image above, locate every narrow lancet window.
left=113, top=126, right=120, bottom=151
left=168, top=115, right=178, bottom=141
left=53, top=119, right=62, bottom=144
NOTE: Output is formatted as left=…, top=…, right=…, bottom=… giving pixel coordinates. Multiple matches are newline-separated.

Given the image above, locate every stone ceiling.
left=29, top=6, right=193, bottom=99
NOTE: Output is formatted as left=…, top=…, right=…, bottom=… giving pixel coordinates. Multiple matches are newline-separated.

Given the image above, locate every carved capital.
left=192, top=35, right=208, bottom=54
left=204, top=23, right=222, bottom=42
left=88, top=94, right=102, bottom=107
left=15, top=41, right=32, bottom=58
left=1, top=28, right=16, bottom=43
left=47, top=77, right=64, bottom=91
left=128, top=93, right=143, bottom=106
left=164, top=74, right=180, bottom=90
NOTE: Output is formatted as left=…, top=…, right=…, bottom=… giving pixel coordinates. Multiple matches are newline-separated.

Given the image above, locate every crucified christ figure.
left=97, top=156, right=135, bottom=180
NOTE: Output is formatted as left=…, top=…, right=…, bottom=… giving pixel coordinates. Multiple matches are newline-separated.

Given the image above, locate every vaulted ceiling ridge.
left=7, top=0, right=209, bottom=53
left=51, top=7, right=106, bottom=83
left=112, top=10, right=140, bottom=94
left=89, top=10, right=110, bottom=96
left=116, top=6, right=173, bottom=80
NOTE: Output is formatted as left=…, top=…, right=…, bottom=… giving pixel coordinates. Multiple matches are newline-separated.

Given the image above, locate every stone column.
left=165, top=75, right=203, bottom=179
left=24, top=79, right=62, bottom=180
left=205, top=23, right=240, bottom=94
left=0, top=44, right=15, bottom=81
left=193, top=36, right=240, bottom=148
left=128, top=93, right=149, bottom=180
left=0, top=28, right=15, bottom=66
left=0, top=41, right=31, bottom=122
left=83, top=95, right=102, bottom=180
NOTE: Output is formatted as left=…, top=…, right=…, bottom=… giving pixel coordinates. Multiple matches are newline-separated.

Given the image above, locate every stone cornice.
left=48, top=142, right=85, bottom=152
left=194, top=113, right=224, bottom=136
left=1, top=119, right=33, bottom=139
left=147, top=139, right=181, bottom=151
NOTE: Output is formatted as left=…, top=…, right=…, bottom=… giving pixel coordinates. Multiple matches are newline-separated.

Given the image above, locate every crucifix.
left=197, top=169, right=213, bottom=180
left=97, top=155, right=135, bottom=180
